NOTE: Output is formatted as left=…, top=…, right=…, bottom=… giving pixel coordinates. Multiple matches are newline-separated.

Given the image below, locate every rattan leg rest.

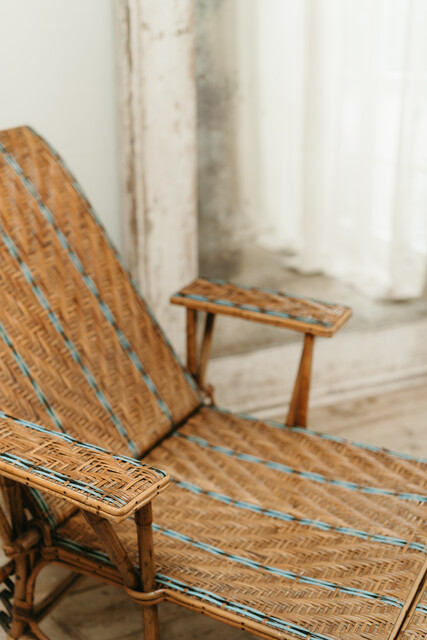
left=34, top=406, right=427, bottom=640
left=397, top=586, right=427, bottom=640
left=0, top=126, right=426, bottom=640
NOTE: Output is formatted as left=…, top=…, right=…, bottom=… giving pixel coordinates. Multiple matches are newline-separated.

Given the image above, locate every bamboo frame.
left=1, top=503, right=161, bottom=640
left=82, top=511, right=138, bottom=590
left=0, top=440, right=425, bottom=640
left=9, top=550, right=299, bottom=640
left=185, top=316, right=317, bottom=427
left=3, top=557, right=83, bottom=640
left=172, top=277, right=352, bottom=338
left=186, top=309, right=216, bottom=402
left=198, top=312, right=215, bottom=387
left=0, top=414, right=169, bottom=523
left=0, top=504, right=12, bottom=546
left=186, top=309, right=198, bottom=378
left=286, top=333, right=315, bottom=427
left=1, top=481, right=26, bottom=639
left=176, top=278, right=349, bottom=424
left=83, top=504, right=160, bottom=638
left=0, top=126, right=426, bottom=640
left=136, top=503, right=160, bottom=640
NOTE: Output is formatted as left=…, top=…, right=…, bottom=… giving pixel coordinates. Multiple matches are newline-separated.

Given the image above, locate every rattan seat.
left=50, top=406, right=427, bottom=640
left=0, top=126, right=426, bottom=640
left=398, top=589, right=427, bottom=639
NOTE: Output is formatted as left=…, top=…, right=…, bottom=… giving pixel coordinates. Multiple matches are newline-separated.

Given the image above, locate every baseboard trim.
left=207, top=318, right=427, bottom=418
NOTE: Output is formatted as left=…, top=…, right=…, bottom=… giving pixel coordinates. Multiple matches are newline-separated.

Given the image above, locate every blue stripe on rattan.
left=26, top=127, right=202, bottom=401
left=210, top=406, right=427, bottom=465
left=0, top=450, right=126, bottom=508
left=0, top=320, right=64, bottom=526
left=0, top=410, right=167, bottom=479
left=0, top=321, right=64, bottom=433
left=0, top=414, right=167, bottom=510
left=171, top=479, right=427, bottom=554
left=152, top=523, right=403, bottom=608
left=174, top=432, right=427, bottom=503
left=0, top=142, right=177, bottom=428
left=200, top=276, right=352, bottom=310
left=52, top=534, right=399, bottom=638
left=0, top=226, right=139, bottom=456
left=155, top=573, right=336, bottom=640
left=173, top=290, right=336, bottom=328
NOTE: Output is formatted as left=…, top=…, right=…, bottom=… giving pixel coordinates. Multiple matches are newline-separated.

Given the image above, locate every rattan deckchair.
left=0, top=126, right=426, bottom=640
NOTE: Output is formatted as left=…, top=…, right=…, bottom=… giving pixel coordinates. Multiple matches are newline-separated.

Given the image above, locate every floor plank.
left=310, top=378, right=427, bottom=456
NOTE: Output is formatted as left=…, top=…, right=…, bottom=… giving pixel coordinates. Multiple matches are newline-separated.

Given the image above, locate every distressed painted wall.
left=195, top=0, right=260, bottom=273
left=115, top=0, right=198, bottom=353
left=195, top=0, right=307, bottom=273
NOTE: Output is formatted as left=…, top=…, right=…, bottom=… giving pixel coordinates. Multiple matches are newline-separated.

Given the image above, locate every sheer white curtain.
left=249, top=0, right=427, bottom=299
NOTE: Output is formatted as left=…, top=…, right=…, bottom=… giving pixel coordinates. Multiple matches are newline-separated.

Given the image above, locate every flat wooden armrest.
left=171, top=277, right=352, bottom=337
left=172, top=277, right=352, bottom=426
left=0, top=412, right=169, bottom=523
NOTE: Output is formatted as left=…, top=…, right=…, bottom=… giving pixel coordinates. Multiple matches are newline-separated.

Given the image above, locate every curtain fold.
left=255, top=0, right=427, bottom=299
left=197, top=0, right=427, bottom=299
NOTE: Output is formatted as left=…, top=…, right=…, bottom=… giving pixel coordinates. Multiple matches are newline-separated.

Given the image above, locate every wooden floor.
left=1, top=380, right=426, bottom=640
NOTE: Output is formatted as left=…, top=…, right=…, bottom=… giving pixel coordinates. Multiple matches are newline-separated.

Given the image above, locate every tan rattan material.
left=398, top=586, right=427, bottom=639
left=0, top=413, right=169, bottom=521
left=50, top=407, right=427, bottom=640
left=0, top=126, right=200, bottom=527
left=171, top=277, right=352, bottom=336
left=0, top=125, right=426, bottom=640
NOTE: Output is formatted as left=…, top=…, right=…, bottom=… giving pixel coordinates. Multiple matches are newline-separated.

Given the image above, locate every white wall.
left=0, top=0, right=121, bottom=247
left=115, top=0, right=198, bottom=354
left=195, top=0, right=305, bottom=264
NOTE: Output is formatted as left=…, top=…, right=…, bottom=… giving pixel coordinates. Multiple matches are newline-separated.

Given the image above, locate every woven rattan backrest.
left=0, top=126, right=201, bottom=525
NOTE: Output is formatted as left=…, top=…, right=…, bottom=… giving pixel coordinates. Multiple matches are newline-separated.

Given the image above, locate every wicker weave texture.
left=0, top=125, right=426, bottom=640
left=0, top=126, right=200, bottom=524
left=0, top=413, right=168, bottom=521
left=172, top=277, right=352, bottom=336
left=54, top=407, right=427, bottom=640
left=398, top=587, right=427, bottom=640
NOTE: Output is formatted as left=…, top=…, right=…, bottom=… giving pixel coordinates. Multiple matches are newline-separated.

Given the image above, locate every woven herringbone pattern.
left=54, top=407, right=427, bottom=640
left=398, top=588, right=427, bottom=640
left=0, top=125, right=426, bottom=639
left=0, top=412, right=168, bottom=520
left=171, top=277, right=352, bottom=336
left=0, top=126, right=200, bottom=524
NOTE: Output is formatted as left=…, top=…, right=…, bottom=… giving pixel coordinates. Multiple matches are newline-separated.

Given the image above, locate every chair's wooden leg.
left=20, top=559, right=76, bottom=640
left=82, top=511, right=138, bottom=590
left=18, top=560, right=49, bottom=640
left=286, top=333, right=315, bottom=427
left=187, top=309, right=216, bottom=401
left=0, top=560, right=14, bottom=584
left=26, top=622, right=51, bottom=640
left=1, top=481, right=28, bottom=640
left=186, top=309, right=198, bottom=378
left=0, top=503, right=12, bottom=546
left=198, top=312, right=215, bottom=387
left=135, top=503, right=160, bottom=640
left=7, top=556, right=27, bottom=639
